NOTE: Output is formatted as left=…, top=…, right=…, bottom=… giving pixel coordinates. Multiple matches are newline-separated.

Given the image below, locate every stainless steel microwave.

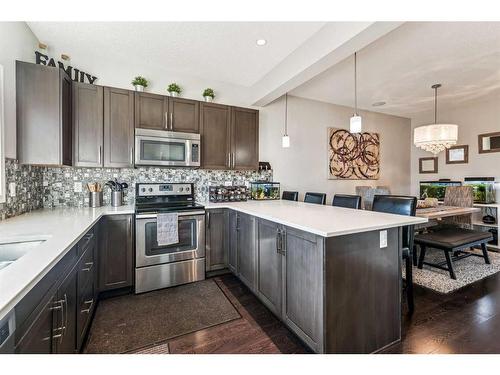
left=135, top=128, right=201, bottom=167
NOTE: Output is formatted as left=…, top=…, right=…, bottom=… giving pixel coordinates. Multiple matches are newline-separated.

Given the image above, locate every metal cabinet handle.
left=164, top=112, right=168, bottom=130
left=207, top=211, right=211, bottom=229
left=98, top=146, right=102, bottom=165
left=280, top=229, right=286, bottom=255
left=232, top=152, right=235, bottom=168
left=81, top=299, right=94, bottom=314
left=170, top=112, right=174, bottom=130
left=130, top=148, right=133, bottom=165
left=276, top=228, right=282, bottom=253
left=51, top=298, right=65, bottom=344
left=81, top=261, right=93, bottom=272
left=227, top=153, right=231, bottom=168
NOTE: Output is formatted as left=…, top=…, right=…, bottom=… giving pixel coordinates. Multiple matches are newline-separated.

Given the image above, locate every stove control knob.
left=179, top=187, right=184, bottom=192
left=141, top=187, right=146, bottom=193
left=186, top=187, right=190, bottom=192
left=148, top=188, right=153, bottom=193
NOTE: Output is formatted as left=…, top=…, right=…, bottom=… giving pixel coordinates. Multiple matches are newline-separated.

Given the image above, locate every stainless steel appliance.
left=135, top=128, right=200, bottom=167
left=135, top=182, right=205, bottom=293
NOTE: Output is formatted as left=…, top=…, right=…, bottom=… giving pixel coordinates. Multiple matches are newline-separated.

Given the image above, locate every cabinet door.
left=104, top=87, right=134, bottom=167
left=282, top=227, right=324, bottom=352
left=200, top=102, right=231, bottom=169
left=15, top=295, right=55, bottom=354
left=99, top=215, right=134, bottom=291
left=230, top=107, right=258, bottom=170
left=228, top=210, right=238, bottom=274
left=53, top=268, right=78, bottom=354
left=257, top=219, right=282, bottom=316
left=73, top=82, right=103, bottom=167
left=134, top=92, right=168, bottom=130
left=237, top=213, right=257, bottom=291
left=61, top=72, right=73, bottom=166
left=16, top=61, right=72, bottom=166
left=169, top=97, right=199, bottom=133
left=206, top=209, right=229, bottom=271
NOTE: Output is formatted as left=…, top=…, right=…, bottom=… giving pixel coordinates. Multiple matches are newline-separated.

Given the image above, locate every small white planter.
left=204, top=96, right=214, bottom=102
left=134, top=84, right=145, bottom=92
left=169, top=91, right=179, bottom=97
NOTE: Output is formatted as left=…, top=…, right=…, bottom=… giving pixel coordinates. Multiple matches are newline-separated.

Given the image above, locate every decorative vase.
left=204, top=96, right=214, bottom=102
left=134, top=84, right=145, bottom=92
left=169, top=91, right=179, bottom=97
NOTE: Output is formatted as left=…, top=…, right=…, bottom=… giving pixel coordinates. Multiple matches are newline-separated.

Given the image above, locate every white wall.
left=0, top=22, right=38, bottom=159
left=259, top=95, right=412, bottom=203
left=410, top=91, right=500, bottom=199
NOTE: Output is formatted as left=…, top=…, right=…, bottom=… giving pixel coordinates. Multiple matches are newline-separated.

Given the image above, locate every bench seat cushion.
left=414, top=227, right=493, bottom=249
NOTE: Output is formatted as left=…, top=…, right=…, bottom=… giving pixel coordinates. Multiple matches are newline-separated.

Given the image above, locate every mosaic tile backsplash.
left=0, top=159, right=44, bottom=220
left=42, top=166, right=272, bottom=208
left=1, top=158, right=272, bottom=220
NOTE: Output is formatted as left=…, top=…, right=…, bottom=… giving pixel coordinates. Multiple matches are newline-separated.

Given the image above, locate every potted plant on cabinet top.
left=203, top=88, right=215, bottom=102
left=167, top=83, right=182, bottom=97
left=131, top=76, right=148, bottom=92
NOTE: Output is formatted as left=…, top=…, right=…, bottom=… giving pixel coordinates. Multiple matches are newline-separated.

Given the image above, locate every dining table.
left=416, top=205, right=481, bottom=220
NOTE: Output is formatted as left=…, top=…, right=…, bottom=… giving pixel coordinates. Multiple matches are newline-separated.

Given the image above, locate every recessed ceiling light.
left=372, top=101, right=386, bottom=107
left=256, top=39, right=267, bottom=46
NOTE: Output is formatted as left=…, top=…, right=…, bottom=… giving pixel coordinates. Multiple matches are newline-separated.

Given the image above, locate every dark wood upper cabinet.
left=104, top=87, right=134, bottom=168
left=231, top=106, right=259, bottom=170
left=134, top=92, right=168, bottom=130
left=169, top=97, right=199, bottom=133
left=200, top=102, right=231, bottom=169
left=73, top=82, right=104, bottom=167
left=98, top=215, right=134, bottom=292
left=16, top=61, right=72, bottom=166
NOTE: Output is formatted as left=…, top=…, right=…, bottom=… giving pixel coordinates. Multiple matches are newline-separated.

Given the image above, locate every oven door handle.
left=136, top=210, right=206, bottom=219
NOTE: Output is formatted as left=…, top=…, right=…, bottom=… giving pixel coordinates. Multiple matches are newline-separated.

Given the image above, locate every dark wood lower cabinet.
left=237, top=213, right=257, bottom=290
left=206, top=209, right=229, bottom=272
left=53, top=268, right=78, bottom=353
left=98, top=215, right=134, bottom=291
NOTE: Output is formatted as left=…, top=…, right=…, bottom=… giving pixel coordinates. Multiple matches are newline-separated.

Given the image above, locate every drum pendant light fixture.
left=282, top=93, right=290, bottom=148
left=413, top=84, right=458, bottom=155
left=350, top=52, right=362, bottom=133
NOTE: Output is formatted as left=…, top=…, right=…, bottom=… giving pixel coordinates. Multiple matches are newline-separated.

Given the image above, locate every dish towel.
left=157, top=213, right=179, bottom=246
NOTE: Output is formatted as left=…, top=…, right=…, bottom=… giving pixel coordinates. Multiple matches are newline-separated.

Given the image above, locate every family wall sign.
left=35, top=51, right=98, bottom=84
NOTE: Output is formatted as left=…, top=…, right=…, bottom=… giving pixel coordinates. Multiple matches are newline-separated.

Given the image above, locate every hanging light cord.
left=284, top=93, right=288, bottom=136
left=434, top=85, right=438, bottom=124
left=354, top=52, right=358, bottom=116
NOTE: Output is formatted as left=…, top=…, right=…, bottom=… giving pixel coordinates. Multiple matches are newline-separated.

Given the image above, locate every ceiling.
left=290, top=22, right=500, bottom=118
left=27, top=22, right=325, bottom=87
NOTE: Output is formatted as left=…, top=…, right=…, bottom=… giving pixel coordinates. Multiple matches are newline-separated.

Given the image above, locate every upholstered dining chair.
left=304, top=192, right=327, bottom=205
left=372, top=195, right=417, bottom=314
left=282, top=191, right=299, bottom=201
left=332, top=194, right=362, bottom=209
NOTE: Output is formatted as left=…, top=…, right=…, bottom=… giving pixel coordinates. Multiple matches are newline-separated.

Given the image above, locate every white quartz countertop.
left=0, top=205, right=134, bottom=321
left=203, top=200, right=428, bottom=237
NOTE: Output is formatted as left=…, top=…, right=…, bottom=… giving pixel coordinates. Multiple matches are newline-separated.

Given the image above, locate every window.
left=0, top=64, right=5, bottom=203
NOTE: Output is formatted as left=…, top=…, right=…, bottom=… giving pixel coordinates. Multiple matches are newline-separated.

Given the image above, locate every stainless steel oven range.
left=135, top=182, right=205, bottom=293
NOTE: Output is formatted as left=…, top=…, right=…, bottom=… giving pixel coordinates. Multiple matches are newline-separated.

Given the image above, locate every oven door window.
left=144, top=218, right=197, bottom=256
left=140, top=139, right=186, bottom=162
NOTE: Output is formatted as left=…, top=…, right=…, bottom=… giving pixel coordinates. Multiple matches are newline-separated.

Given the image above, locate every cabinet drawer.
left=78, top=228, right=95, bottom=257
left=77, top=281, right=95, bottom=347
left=78, top=244, right=95, bottom=291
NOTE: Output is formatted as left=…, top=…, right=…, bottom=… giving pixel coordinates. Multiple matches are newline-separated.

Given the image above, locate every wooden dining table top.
left=416, top=205, right=480, bottom=219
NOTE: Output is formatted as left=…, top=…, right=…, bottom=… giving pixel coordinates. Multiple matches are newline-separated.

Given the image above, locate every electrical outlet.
left=8, top=182, right=16, bottom=197
left=380, top=230, right=388, bottom=248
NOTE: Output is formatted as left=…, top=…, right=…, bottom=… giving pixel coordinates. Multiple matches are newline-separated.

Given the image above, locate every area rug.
left=84, top=279, right=240, bottom=354
left=404, top=249, right=500, bottom=294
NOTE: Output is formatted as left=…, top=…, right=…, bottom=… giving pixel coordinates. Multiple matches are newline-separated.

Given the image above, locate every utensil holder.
left=111, top=191, right=123, bottom=207
left=89, top=192, right=103, bottom=208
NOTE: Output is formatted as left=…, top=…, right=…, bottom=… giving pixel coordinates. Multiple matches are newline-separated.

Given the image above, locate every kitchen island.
left=204, top=200, right=427, bottom=354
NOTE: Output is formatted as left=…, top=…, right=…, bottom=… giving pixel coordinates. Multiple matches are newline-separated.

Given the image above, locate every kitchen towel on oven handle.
left=157, top=212, right=179, bottom=246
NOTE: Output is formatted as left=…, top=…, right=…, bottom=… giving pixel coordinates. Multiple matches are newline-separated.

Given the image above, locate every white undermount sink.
left=0, top=237, right=49, bottom=271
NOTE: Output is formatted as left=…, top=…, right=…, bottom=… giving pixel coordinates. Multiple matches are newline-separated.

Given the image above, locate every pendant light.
left=413, top=84, right=458, bottom=155
left=282, top=93, right=290, bottom=148
left=350, top=52, right=362, bottom=133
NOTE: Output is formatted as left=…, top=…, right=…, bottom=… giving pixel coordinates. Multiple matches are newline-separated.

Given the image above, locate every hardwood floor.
left=88, top=271, right=500, bottom=354
left=382, top=271, right=500, bottom=354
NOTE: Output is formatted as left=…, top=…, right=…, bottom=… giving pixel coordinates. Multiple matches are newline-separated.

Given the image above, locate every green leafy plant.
left=131, top=76, right=148, bottom=87
left=203, top=88, right=215, bottom=98
left=167, top=83, right=182, bottom=94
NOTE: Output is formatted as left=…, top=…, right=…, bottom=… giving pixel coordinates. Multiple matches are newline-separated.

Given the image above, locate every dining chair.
left=282, top=191, right=299, bottom=201
left=304, top=192, right=327, bottom=205
left=372, top=195, right=417, bottom=314
left=332, top=194, right=362, bottom=209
